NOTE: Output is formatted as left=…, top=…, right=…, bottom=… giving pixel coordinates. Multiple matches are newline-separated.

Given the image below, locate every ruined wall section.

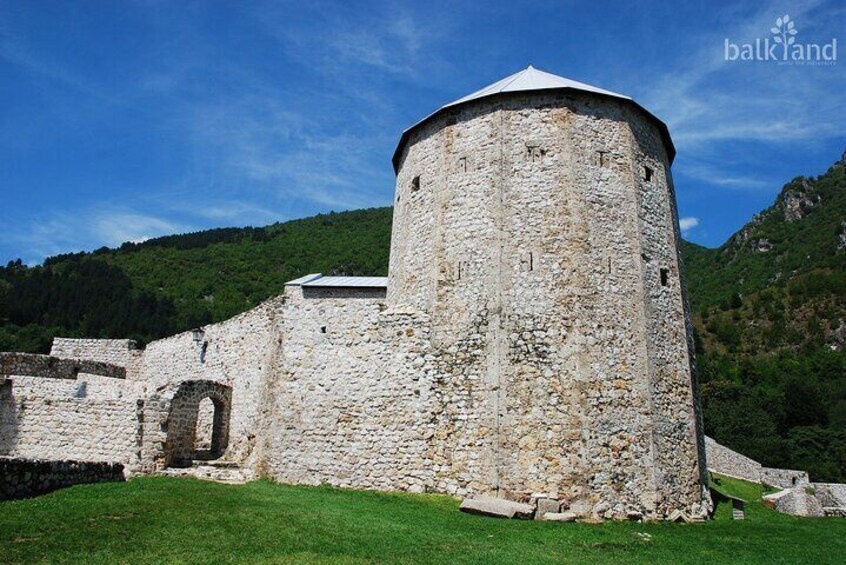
left=704, top=435, right=762, bottom=483
left=138, top=298, right=280, bottom=472
left=266, top=286, right=436, bottom=493
left=51, top=338, right=143, bottom=378
left=0, top=374, right=143, bottom=471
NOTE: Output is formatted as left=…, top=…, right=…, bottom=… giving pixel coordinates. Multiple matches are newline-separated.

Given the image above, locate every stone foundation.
left=0, top=457, right=125, bottom=500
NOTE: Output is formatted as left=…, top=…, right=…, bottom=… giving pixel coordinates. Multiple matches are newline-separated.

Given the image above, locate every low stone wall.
left=1, top=375, right=143, bottom=470
left=0, top=352, right=126, bottom=380
left=704, top=436, right=762, bottom=483
left=813, top=483, right=846, bottom=509
left=762, top=467, right=810, bottom=489
left=51, top=338, right=142, bottom=378
left=0, top=457, right=124, bottom=500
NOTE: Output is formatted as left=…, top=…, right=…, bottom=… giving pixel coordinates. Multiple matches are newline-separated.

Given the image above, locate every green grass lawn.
left=1, top=475, right=844, bottom=564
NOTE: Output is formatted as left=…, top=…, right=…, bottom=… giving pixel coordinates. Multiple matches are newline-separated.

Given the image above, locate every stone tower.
left=388, top=66, right=710, bottom=519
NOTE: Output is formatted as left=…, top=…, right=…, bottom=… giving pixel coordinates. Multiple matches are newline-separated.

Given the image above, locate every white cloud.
left=679, top=217, right=700, bottom=233
left=637, top=0, right=842, bottom=163
left=2, top=207, right=193, bottom=265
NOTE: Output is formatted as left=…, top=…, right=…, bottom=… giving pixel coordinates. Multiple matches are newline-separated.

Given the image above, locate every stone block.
left=459, top=496, right=535, bottom=519
left=535, top=497, right=561, bottom=518
left=542, top=511, right=578, bottom=522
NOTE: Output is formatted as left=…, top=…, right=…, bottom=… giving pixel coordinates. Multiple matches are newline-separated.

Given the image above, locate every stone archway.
left=163, top=381, right=232, bottom=468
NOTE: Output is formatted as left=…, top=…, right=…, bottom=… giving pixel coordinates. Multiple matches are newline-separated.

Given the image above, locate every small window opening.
left=410, top=176, right=420, bottom=192
left=608, top=256, right=612, bottom=274
left=458, top=156, right=468, bottom=173
left=520, top=251, right=534, bottom=272
left=660, top=268, right=669, bottom=287
left=320, top=326, right=327, bottom=334
left=644, top=166, right=654, bottom=182
left=597, top=150, right=609, bottom=168
left=455, top=261, right=467, bottom=281
left=526, top=146, right=546, bottom=163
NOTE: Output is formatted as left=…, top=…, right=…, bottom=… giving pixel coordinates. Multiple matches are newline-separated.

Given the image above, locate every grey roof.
left=392, top=65, right=674, bottom=171
left=449, top=65, right=629, bottom=107
left=285, top=273, right=388, bottom=288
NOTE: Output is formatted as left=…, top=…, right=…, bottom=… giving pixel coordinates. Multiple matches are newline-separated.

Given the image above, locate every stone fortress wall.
left=0, top=69, right=777, bottom=519
left=51, top=338, right=143, bottom=378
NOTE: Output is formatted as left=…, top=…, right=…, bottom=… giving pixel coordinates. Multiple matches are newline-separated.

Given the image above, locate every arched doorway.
left=163, top=381, right=232, bottom=468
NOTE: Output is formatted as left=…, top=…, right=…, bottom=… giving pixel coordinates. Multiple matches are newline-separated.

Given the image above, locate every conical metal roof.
left=447, top=65, right=630, bottom=107
left=392, top=66, right=674, bottom=171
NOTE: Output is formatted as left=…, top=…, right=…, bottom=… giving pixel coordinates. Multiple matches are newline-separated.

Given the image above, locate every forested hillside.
left=0, top=207, right=392, bottom=352
left=1, top=154, right=844, bottom=481
left=685, top=153, right=846, bottom=483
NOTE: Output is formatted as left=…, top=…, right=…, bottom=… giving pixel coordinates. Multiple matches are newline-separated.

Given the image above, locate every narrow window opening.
left=608, top=256, right=612, bottom=274
left=597, top=150, right=609, bottom=168
left=520, top=251, right=534, bottom=272
left=320, top=326, right=327, bottom=334
left=526, top=145, right=545, bottom=163
left=455, top=260, right=467, bottom=281
left=410, top=176, right=420, bottom=192
left=644, top=166, right=654, bottom=182
left=660, top=268, right=669, bottom=287
left=458, top=156, right=468, bottom=173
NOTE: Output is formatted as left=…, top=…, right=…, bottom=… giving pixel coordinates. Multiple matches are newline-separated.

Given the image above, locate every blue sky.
left=1, top=0, right=844, bottom=265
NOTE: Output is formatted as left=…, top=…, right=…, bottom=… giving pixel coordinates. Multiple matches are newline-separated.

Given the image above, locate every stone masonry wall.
left=138, top=298, right=279, bottom=472
left=813, top=483, right=846, bottom=510
left=0, top=352, right=126, bottom=380
left=0, top=456, right=125, bottom=500
left=266, top=286, right=435, bottom=493
left=51, top=338, right=143, bottom=378
left=761, top=467, right=810, bottom=489
left=388, top=91, right=708, bottom=519
left=704, top=436, right=762, bottom=483
left=0, top=374, right=143, bottom=471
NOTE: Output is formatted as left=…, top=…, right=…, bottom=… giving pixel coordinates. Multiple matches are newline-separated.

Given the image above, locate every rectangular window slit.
left=644, top=166, right=654, bottom=182
left=660, top=268, right=669, bottom=287
left=411, top=176, right=420, bottom=192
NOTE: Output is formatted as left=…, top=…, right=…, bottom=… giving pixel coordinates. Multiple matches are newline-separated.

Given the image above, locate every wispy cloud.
left=641, top=1, right=842, bottom=152
left=3, top=208, right=192, bottom=265
left=679, top=217, right=700, bottom=234
left=676, top=161, right=775, bottom=191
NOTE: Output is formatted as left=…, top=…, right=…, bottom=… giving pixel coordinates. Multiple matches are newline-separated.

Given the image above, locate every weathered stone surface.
left=459, top=496, right=535, bottom=519
left=542, top=511, right=578, bottom=522
left=705, top=436, right=762, bottom=483
left=776, top=487, right=825, bottom=517
left=0, top=352, right=125, bottom=380
left=761, top=467, right=809, bottom=489
left=535, top=497, right=561, bottom=517
left=0, top=456, right=124, bottom=500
